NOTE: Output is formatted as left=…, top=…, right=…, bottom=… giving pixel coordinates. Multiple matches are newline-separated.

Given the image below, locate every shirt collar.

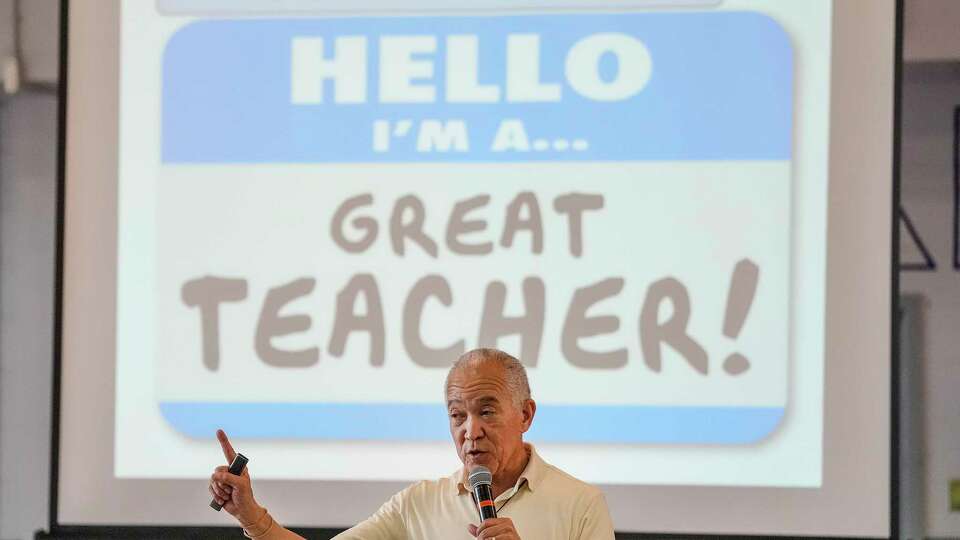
left=452, top=443, right=545, bottom=497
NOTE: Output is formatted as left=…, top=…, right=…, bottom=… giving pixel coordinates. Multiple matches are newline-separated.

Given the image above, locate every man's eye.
left=481, top=409, right=494, bottom=416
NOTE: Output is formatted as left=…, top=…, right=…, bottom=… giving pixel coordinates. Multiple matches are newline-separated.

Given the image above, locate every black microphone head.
left=468, top=466, right=493, bottom=490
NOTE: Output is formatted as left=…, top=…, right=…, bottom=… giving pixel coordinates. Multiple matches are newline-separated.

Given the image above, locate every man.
left=210, top=348, right=615, bottom=539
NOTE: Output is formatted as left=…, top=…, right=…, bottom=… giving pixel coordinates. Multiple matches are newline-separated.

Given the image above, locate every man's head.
left=445, top=348, right=536, bottom=478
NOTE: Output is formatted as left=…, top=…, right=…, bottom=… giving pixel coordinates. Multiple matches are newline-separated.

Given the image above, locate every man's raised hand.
left=209, top=429, right=264, bottom=526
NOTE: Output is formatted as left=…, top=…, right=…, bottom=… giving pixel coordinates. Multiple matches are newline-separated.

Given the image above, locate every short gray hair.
left=445, top=348, right=531, bottom=408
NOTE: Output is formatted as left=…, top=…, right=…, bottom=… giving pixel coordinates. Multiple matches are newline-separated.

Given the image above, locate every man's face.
left=446, top=360, right=534, bottom=477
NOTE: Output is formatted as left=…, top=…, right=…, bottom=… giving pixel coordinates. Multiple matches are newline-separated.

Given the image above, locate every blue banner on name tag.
left=159, top=402, right=786, bottom=444
left=161, top=11, right=793, bottom=163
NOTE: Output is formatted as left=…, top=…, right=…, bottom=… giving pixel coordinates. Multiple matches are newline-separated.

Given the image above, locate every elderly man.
left=210, top=348, right=615, bottom=539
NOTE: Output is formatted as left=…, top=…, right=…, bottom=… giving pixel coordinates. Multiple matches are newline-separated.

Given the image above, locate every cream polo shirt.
left=242, top=444, right=615, bottom=540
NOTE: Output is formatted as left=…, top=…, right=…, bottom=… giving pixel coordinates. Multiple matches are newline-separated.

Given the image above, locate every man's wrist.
left=241, top=506, right=276, bottom=539
left=238, top=505, right=268, bottom=530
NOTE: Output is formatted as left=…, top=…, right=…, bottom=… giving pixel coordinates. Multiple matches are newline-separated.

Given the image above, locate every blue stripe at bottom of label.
left=159, top=402, right=784, bottom=444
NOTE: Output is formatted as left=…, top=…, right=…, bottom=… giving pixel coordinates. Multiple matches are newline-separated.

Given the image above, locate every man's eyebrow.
left=446, top=396, right=500, bottom=407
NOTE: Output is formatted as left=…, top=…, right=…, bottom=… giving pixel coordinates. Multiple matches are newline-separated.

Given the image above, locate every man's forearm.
left=240, top=508, right=306, bottom=540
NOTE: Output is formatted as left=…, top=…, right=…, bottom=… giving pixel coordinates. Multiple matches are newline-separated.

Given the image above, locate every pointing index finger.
left=217, top=429, right=237, bottom=463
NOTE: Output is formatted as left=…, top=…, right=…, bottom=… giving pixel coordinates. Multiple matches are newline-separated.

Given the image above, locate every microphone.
left=468, top=466, right=497, bottom=522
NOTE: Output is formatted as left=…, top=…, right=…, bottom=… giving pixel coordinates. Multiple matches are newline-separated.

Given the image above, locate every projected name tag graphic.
left=156, top=12, right=793, bottom=444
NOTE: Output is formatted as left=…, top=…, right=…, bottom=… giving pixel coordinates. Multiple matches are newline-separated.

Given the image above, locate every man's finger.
left=212, top=471, right=245, bottom=488
left=476, top=518, right=511, bottom=532
left=209, top=483, right=228, bottom=506
left=478, top=525, right=514, bottom=540
left=467, top=524, right=479, bottom=537
left=475, top=519, right=516, bottom=539
left=210, top=483, right=228, bottom=500
left=477, top=523, right=510, bottom=534
left=217, top=429, right=237, bottom=462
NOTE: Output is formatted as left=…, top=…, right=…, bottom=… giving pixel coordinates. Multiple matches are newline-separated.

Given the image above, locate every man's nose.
left=464, top=415, right=484, bottom=440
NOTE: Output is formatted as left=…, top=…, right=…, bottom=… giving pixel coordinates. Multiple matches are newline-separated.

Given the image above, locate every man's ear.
left=520, top=399, right=537, bottom=432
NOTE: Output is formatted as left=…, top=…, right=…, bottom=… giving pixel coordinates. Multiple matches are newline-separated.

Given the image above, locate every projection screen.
left=55, top=0, right=897, bottom=536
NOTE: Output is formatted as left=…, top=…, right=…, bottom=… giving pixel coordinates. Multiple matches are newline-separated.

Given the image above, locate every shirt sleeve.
left=576, top=491, right=616, bottom=540
left=332, top=490, right=407, bottom=540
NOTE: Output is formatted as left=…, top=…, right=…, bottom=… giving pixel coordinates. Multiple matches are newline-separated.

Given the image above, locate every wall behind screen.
left=0, top=89, right=58, bottom=540
left=899, top=61, right=960, bottom=538
left=0, top=2, right=59, bottom=540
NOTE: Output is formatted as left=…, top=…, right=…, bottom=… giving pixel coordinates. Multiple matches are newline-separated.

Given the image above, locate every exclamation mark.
left=722, top=259, right=759, bottom=375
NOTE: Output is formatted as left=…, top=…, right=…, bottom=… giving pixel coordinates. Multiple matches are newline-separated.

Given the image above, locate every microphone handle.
left=473, top=483, right=498, bottom=521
